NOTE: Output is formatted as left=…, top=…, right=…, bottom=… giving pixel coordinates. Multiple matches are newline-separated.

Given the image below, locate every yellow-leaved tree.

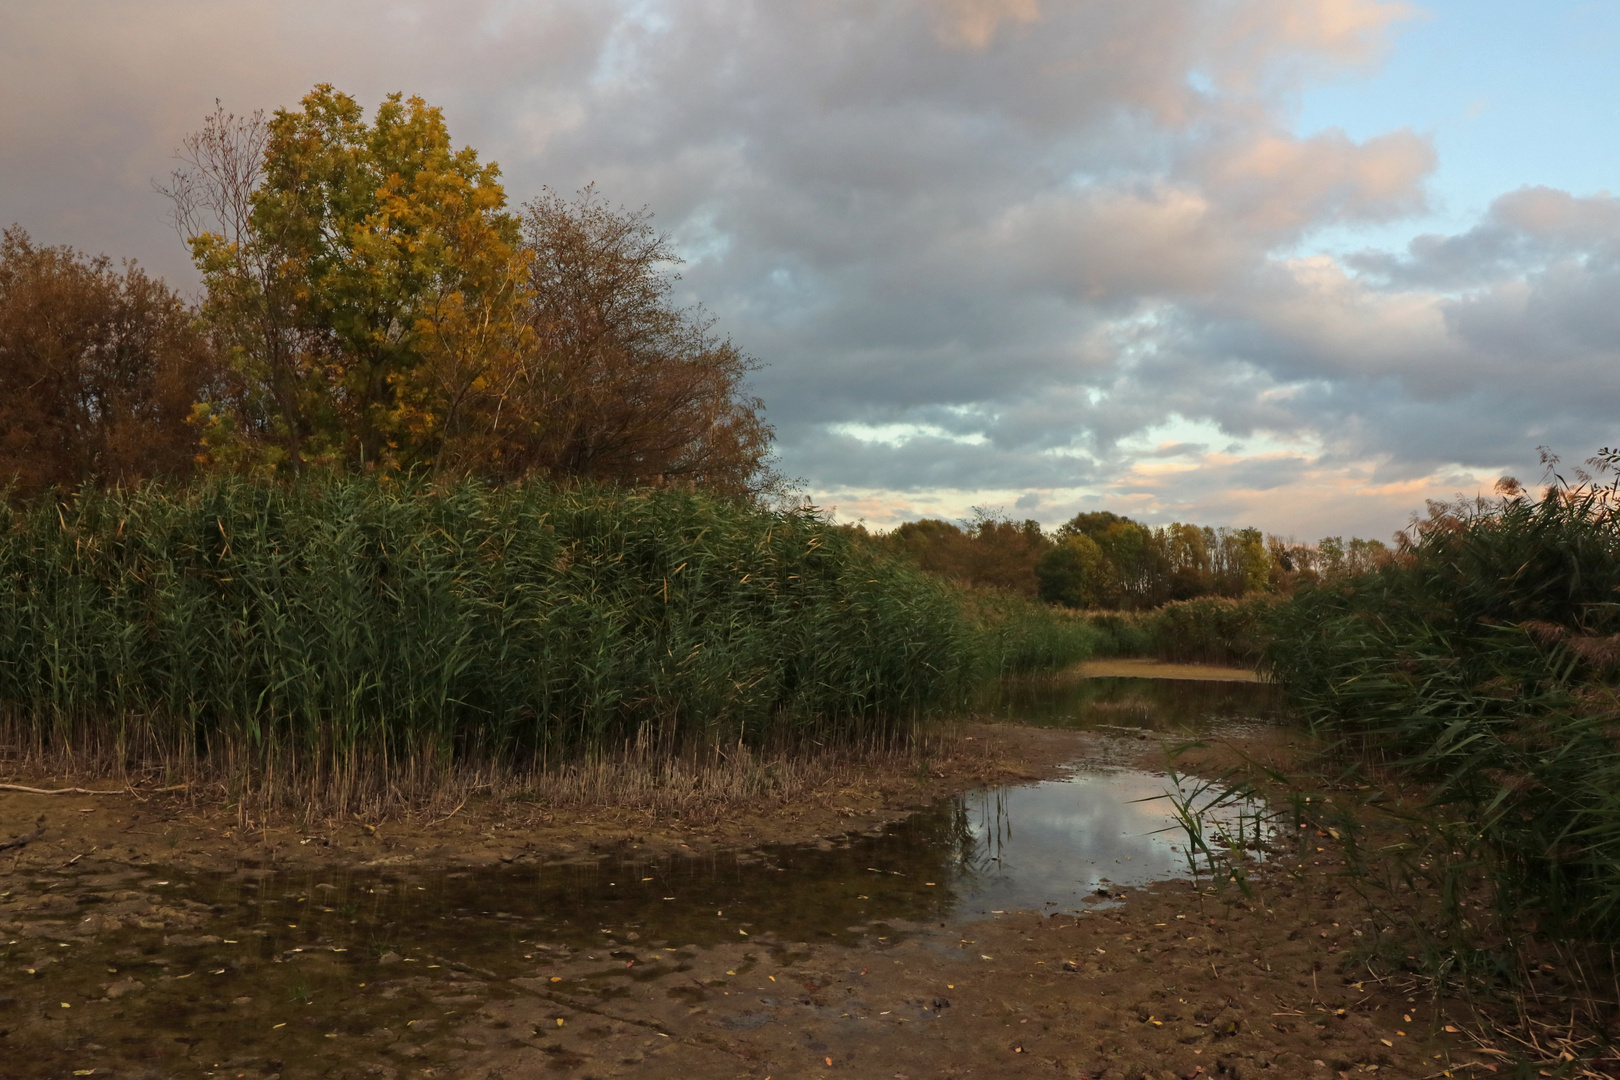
left=166, top=87, right=531, bottom=475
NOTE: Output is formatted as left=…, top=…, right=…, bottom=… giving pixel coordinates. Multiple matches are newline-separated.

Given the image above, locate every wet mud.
left=0, top=674, right=1484, bottom=1079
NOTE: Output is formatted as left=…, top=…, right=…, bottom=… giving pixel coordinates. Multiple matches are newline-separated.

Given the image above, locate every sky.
left=2, top=0, right=1616, bottom=542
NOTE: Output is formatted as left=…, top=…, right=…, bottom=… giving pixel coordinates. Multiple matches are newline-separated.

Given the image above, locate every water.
left=952, top=769, right=1269, bottom=918
left=0, top=675, right=1286, bottom=1075
left=978, top=671, right=1292, bottom=733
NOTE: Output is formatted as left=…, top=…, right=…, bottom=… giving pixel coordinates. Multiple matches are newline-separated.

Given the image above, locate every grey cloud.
left=2, top=0, right=1601, bottom=539
left=1348, top=188, right=1620, bottom=289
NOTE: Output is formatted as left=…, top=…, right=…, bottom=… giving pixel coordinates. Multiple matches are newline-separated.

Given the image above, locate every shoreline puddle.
left=0, top=676, right=1286, bottom=1077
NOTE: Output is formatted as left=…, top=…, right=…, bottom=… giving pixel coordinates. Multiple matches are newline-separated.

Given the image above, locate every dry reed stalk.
left=0, top=707, right=946, bottom=828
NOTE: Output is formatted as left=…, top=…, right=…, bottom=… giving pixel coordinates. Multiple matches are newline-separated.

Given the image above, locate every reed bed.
left=0, top=477, right=992, bottom=815
left=953, top=587, right=1103, bottom=676
left=1074, top=594, right=1275, bottom=666
left=1266, top=471, right=1620, bottom=954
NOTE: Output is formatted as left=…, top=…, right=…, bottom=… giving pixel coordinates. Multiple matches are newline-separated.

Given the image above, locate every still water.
left=977, top=671, right=1291, bottom=733
left=12, top=677, right=1286, bottom=948
left=0, top=676, right=1286, bottom=1074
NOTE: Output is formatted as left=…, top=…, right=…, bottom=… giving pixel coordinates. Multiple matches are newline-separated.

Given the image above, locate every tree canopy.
left=0, top=227, right=211, bottom=495
left=118, top=86, right=775, bottom=494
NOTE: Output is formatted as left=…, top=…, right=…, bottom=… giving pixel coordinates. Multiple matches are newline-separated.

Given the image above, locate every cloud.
left=919, top=0, right=1043, bottom=50
left=0, top=0, right=1603, bottom=540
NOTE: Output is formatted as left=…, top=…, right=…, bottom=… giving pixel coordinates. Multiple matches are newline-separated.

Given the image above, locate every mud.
left=0, top=674, right=1496, bottom=1079
left=1073, top=660, right=1260, bottom=683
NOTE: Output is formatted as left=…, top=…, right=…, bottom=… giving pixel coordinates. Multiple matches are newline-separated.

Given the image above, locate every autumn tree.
left=0, top=227, right=212, bottom=495
left=165, top=92, right=775, bottom=494
left=1036, top=512, right=1271, bottom=608
left=167, top=87, right=531, bottom=475
left=890, top=510, right=1051, bottom=596
left=507, top=187, right=774, bottom=495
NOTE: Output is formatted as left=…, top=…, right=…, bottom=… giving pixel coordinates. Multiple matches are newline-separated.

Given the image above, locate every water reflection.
left=978, top=672, right=1291, bottom=733
left=129, top=761, right=1264, bottom=972
left=953, top=768, right=1267, bottom=918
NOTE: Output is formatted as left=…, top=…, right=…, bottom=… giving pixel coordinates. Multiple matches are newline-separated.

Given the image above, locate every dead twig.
left=0, top=815, right=45, bottom=851
left=427, top=799, right=467, bottom=828
left=0, top=782, right=188, bottom=796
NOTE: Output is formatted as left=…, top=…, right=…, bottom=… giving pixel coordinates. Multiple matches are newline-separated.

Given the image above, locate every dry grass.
left=0, top=707, right=950, bottom=830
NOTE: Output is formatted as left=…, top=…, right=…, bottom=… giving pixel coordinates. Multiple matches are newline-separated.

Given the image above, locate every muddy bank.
left=1076, top=659, right=1260, bottom=683
left=0, top=847, right=1463, bottom=1080
left=0, top=724, right=1099, bottom=877
left=0, top=679, right=1517, bottom=1080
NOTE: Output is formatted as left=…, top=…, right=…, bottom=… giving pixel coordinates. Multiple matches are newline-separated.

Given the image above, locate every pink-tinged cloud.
left=0, top=0, right=1607, bottom=542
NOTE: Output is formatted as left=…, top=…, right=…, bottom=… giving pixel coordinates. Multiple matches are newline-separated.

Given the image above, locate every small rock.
left=378, top=951, right=402, bottom=965
left=1062, top=959, right=1080, bottom=972
left=932, top=997, right=950, bottom=1009
left=105, top=977, right=145, bottom=999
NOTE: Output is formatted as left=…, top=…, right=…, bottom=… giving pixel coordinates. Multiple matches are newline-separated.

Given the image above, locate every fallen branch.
left=0, top=783, right=187, bottom=796
left=426, top=799, right=467, bottom=828
left=0, top=815, right=45, bottom=851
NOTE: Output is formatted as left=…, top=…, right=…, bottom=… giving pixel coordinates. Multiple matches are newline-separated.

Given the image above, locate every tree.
left=157, top=101, right=316, bottom=474
left=1036, top=533, right=1109, bottom=607
left=165, top=93, right=775, bottom=495
left=507, top=187, right=774, bottom=495
left=891, top=510, right=1050, bottom=596
left=0, top=227, right=211, bottom=495
left=167, top=87, right=532, bottom=475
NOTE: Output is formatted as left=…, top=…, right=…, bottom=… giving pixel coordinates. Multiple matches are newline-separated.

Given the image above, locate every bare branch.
left=153, top=100, right=268, bottom=249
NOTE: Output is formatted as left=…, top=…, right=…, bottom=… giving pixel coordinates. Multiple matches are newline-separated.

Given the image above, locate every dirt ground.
left=0, top=675, right=1558, bottom=1079
left=1074, top=660, right=1260, bottom=683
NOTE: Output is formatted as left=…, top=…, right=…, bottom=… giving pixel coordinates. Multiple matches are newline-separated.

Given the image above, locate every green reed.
left=1078, top=594, right=1275, bottom=666
left=0, top=477, right=986, bottom=803
left=1267, top=469, right=1620, bottom=952
left=953, top=587, right=1102, bottom=677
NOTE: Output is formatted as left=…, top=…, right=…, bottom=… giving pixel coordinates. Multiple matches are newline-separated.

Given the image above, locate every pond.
left=0, top=674, right=1287, bottom=1077
left=976, top=670, right=1292, bottom=733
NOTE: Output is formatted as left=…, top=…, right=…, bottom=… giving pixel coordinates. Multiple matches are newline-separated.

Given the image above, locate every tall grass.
left=1267, top=467, right=1620, bottom=947
left=0, top=477, right=984, bottom=811
left=955, top=588, right=1103, bottom=676
left=1078, top=595, right=1276, bottom=666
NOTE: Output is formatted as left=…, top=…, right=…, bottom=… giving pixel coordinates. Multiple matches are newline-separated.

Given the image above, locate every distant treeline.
left=0, top=87, right=773, bottom=499
left=874, top=508, right=1389, bottom=611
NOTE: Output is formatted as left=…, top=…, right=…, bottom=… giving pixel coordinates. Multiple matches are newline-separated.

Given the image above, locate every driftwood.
left=0, top=815, right=45, bottom=852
